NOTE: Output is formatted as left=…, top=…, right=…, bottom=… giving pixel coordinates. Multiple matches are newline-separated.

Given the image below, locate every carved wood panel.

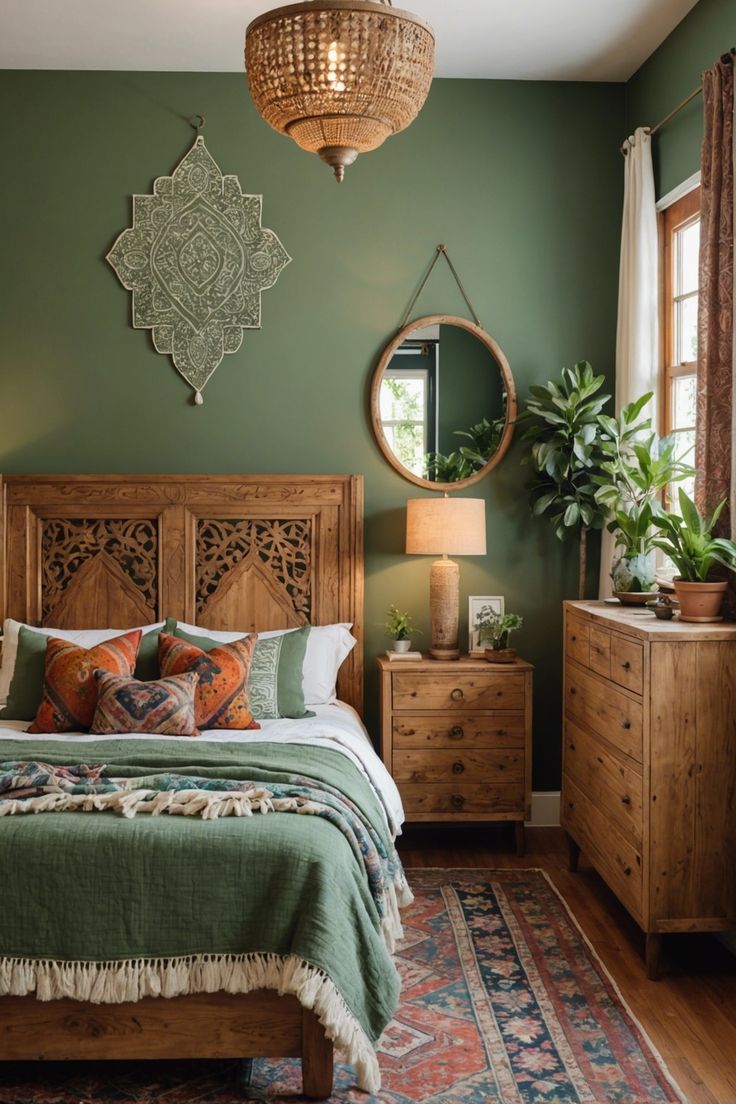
left=41, top=519, right=158, bottom=624
left=196, top=518, right=312, bottom=622
left=1, top=476, right=363, bottom=713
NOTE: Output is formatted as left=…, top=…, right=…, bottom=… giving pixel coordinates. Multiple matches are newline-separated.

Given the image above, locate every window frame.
left=659, top=186, right=700, bottom=441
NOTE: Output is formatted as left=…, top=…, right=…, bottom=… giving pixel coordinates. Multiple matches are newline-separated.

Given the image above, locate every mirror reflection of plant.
left=520, top=362, right=610, bottom=599
left=475, top=606, right=523, bottom=650
left=423, top=415, right=506, bottom=482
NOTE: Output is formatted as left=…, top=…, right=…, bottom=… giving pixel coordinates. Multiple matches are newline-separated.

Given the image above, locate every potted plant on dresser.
left=652, top=489, right=736, bottom=621
left=475, top=606, right=523, bottom=663
left=594, top=394, right=693, bottom=601
left=384, top=605, right=420, bottom=653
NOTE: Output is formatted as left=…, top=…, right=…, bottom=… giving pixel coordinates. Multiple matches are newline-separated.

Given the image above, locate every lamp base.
left=429, top=557, right=460, bottom=660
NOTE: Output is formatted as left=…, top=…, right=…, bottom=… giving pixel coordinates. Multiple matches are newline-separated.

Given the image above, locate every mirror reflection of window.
left=381, top=338, right=438, bottom=478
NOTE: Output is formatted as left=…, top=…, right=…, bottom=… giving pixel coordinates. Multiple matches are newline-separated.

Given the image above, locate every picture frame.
left=468, top=595, right=504, bottom=656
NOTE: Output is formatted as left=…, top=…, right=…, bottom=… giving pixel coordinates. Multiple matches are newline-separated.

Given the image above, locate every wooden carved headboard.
left=0, top=475, right=364, bottom=714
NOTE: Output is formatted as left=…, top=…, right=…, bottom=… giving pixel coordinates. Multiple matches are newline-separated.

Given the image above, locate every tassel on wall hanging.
left=106, top=116, right=291, bottom=405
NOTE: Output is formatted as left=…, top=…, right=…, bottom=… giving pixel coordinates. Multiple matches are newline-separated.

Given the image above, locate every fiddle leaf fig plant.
left=423, top=416, right=505, bottom=483
left=521, top=361, right=610, bottom=599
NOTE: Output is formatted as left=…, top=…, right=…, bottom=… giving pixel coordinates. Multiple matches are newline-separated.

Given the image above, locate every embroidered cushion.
left=28, top=630, right=142, bottom=733
left=158, top=632, right=260, bottom=731
left=0, top=624, right=163, bottom=722
left=90, top=669, right=200, bottom=737
left=164, top=620, right=313, bottom=719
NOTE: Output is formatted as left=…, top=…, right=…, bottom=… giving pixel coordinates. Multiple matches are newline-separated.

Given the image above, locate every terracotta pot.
left=484, top=647, right=517, bottom=664
left=673, top=578, right=728, bottom=622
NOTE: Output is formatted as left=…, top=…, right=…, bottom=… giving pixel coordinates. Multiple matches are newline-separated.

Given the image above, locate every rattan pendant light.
left=245, top=0, right=435, bottom=182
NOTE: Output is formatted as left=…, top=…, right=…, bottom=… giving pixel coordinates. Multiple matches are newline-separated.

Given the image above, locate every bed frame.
left=0, top=473, right=365, bottom=1098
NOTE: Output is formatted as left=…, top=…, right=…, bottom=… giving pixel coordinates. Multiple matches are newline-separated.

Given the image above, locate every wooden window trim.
left=659, top=186, right=700, bottom=437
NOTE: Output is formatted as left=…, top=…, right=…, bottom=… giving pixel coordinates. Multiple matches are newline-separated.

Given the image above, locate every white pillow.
left=171, top=621, right=357, bottom=706
left=0, top=619, right=165, bottom=709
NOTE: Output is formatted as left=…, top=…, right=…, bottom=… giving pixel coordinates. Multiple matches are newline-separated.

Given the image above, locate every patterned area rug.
left=0, top=869, right=685, bottom=1103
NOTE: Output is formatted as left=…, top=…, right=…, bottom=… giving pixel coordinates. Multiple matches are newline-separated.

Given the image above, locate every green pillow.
left=0, top=625, right=163, bottom=722
left=167, top=621, right=313, bottom=720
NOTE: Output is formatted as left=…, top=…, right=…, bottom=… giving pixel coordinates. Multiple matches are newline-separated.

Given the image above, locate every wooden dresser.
left=562, top=600, right=736, bottom=978
left=378, top=655, right=532, bottom=853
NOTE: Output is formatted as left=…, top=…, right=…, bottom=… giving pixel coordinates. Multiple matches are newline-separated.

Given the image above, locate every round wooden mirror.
left=370, top=314, right=517, bottom=491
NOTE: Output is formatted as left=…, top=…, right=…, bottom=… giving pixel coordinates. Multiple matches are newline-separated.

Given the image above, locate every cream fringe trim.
left=0, top=951, right=383, bottom=1092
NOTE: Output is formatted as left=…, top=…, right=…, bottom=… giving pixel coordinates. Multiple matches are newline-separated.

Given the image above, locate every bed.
left=0, top=474, right=406, bottom=1098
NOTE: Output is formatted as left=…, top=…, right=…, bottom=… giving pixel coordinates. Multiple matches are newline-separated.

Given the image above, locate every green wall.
left=627, top=0, right=736, bottom=199
left=0, top=71, right=624, bottom=789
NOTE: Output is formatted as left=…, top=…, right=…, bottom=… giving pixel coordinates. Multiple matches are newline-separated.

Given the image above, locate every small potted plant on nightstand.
left=475, top=606, right=523, bottom=663
left=651, top=488, right=736, bottom=621
left=384, top=605, right=420, bottom=653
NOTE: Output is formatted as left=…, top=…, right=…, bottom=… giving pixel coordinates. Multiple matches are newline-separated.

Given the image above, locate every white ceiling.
left=1, top=0, right=698, bottom=81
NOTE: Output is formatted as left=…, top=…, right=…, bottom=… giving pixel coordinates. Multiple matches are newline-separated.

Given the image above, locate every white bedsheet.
left=0, top=702, right=405, bottom=835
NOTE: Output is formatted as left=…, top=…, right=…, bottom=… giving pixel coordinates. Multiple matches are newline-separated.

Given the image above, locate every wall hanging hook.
left=189, top=113, right=206, bottom=133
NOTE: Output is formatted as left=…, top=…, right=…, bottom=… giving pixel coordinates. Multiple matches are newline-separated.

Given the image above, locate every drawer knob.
left=497, top=729, right=506, bottom=737
left=622, top=661, right=631, bottom=671
left=621, top=720, right=632, bottom=730
left=623, top=866, right=632, bottom=877
left=450, top=725, right=464, bottom=740
left=621, top=794, right=631, bottom=806
left=451, top=688, right=464, bottom=701
left=452, top=760, right=464, bottom=775
left=450, top=793, right=465, bottom=810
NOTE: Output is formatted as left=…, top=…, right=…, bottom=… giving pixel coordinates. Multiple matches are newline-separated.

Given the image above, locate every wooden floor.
left=398, top=825, right=736, bottom=1104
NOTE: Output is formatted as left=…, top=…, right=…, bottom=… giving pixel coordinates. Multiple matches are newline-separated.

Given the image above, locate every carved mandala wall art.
left=106, top=131, right=290, bottom=403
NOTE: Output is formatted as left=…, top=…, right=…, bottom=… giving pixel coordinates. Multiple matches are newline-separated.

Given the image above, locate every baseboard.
left=526, top=791, right=561, bottom=827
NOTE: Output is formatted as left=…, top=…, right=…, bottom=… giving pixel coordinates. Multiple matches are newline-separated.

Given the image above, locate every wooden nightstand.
left=378, top=655, right=533, bottom=853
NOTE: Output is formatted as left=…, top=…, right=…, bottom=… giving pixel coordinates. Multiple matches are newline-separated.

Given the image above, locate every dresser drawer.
left=589, top=626, right=611, bottom=679
left=562, top=774, right=643, bottom=922
left=392, top=672, right=525, bottom=712
left=393, top=713, right=525, bottom=749
left=401, top=782, right=524, bottom=818
left=393, top=748, right=524, bottom=785
left=610, top=635, right=644, bottom=694
left=564, top=719, right=643, bottom=848
left=566, top=614, right=590, bottom=667
left=565, top=662, right=643, bottom=762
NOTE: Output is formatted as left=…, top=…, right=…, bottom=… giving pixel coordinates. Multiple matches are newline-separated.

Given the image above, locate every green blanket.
left=0, top=738, right=408, bottom=1092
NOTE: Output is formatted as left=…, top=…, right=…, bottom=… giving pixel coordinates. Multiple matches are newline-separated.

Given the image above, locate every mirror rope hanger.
left=400, top=245, right=481, bottom=329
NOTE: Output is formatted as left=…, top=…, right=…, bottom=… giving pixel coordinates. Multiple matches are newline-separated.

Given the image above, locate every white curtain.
left=598, top=126, right=659, bottom=597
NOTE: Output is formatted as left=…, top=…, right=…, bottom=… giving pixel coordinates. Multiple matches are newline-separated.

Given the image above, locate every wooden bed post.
left=301, top=1008, right=334, bottom=1098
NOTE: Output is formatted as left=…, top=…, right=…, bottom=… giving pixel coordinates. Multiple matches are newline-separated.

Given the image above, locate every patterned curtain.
left=695, top=54, right=735, bottom=539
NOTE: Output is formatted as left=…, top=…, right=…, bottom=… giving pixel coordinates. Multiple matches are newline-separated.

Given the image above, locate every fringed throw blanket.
left=0, top=738, right=412, bottom=1094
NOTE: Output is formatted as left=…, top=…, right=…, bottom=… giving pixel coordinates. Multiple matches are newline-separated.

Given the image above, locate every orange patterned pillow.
left=28, top=630, right=142, bottom=733
left=158, top=632, right=260, bottom=731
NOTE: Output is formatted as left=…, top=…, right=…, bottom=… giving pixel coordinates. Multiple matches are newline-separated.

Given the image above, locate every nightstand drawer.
left=401, top=782, right=524, bottom=817
left=393, top=748, right=524, bottom=784
left=565, top=662, right=643, bottom=763
left=393, top=713, right=526, bottom=749
left=564, top=719, right=643, bottom=848
left=392, top=672, right=525, bottom=711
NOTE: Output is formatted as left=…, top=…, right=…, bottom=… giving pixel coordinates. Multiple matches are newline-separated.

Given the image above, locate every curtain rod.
left=620, top=47, right=735, bottom=156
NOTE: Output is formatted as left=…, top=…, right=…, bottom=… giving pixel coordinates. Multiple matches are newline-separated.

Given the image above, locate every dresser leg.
left=567, top=833, right=580, bottom=873
left=645, top=933, right=663, bottom=981
left=514, top=821, right=525, bottom=857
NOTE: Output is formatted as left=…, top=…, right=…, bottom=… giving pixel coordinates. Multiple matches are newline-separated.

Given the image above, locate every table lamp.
left=405, top=496, right=487, bottom=660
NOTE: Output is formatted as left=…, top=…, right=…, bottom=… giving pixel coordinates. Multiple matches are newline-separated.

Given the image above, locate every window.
left=660, top=187, right=700, bottom=503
